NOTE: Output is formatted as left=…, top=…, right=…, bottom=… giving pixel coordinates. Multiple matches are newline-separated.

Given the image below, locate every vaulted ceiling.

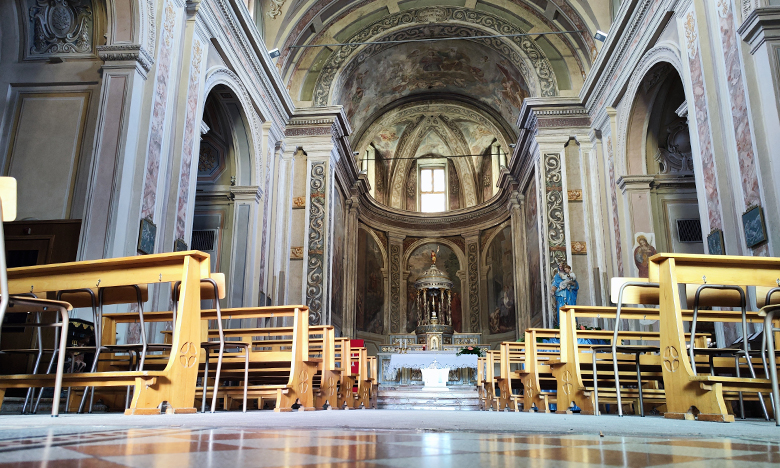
left=260, top=0, right=610, bottom=209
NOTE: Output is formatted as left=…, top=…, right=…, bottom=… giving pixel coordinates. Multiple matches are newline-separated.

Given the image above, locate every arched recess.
left=617, top=43, right=703, bottom=276
left=355, top=226, right=387, bottom=337
left=194, top=74, right=263, bottom=311
left=403, top=238, right=467, bottom=333
left=480, top=220, right=516, bottom=336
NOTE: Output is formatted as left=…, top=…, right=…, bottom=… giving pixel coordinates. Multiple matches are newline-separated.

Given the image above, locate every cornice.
left=97, top=44, right=154, bottom=75
left=738, top=6, right=780, bottom=54
left=617, top=174, right=655, bottom=193
left=357, top=189, right=511, bottom=237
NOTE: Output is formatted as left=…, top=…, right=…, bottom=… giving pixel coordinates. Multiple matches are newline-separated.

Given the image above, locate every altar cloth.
left=384, top=352, right=478, bottom=380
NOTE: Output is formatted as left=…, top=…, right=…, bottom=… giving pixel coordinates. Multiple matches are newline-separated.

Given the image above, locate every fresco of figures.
left=356, top=228, right=385, bottom=334
left=486, top=226, right=516, bottom=334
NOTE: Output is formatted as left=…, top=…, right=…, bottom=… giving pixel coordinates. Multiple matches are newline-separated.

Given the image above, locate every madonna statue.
left=551, top=263, right=578, bottom=327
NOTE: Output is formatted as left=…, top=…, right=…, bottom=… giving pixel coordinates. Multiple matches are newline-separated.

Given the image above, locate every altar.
left=384, top=351, right=478, bottom=389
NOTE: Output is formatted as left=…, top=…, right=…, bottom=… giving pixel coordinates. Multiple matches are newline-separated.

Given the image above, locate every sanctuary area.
left=1, top=0, right=780, bottom=465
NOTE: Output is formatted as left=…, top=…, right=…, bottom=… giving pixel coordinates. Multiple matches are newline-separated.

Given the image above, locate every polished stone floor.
left=0, top=411, right=779, bottom=467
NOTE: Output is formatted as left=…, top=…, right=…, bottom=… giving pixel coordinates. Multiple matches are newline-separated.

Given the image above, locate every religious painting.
left=524, top=176, right=542, bottom=320
left=707, top=229, right=725, bottom=255
left=742, top=205, right=767, bottom=248
left=406, top=243, right=462, bottom=332
left=486, top=226, right=516, bottom=334
left=632, top=232, right=657, bottom=278
left=356, top=228, right=385, bottom=334
left=330, top=188, right=345, bottom=332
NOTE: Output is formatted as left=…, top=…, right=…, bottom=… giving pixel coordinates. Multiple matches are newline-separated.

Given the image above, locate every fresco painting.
left=487, top=226, right=516, bottom=334
left=406, top=243, right=462, bottom=332
left=455, top=121, right=498, bottom=156
left=356, top=228, right=385, bottom=334
left=330, top=188, right=345, bottom=332
left=525, top=176, right=543, bottom=320
left=337, top=40, right=529, bottom=130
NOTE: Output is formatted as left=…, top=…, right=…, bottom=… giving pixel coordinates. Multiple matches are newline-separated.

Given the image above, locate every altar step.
left=377, top=385, right=481, bottom=411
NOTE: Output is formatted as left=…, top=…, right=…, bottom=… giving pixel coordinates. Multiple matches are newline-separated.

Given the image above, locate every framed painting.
left=742, top=205, right=767, bottom=249
left=707, top=229, right=724, bottom=255
left=137, top=217, right=156, bottom=255
left=173, top=238, right=188, bottom=252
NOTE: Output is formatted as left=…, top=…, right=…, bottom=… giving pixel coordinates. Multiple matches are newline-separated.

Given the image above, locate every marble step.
left=377, top=385, right=481, bottom=410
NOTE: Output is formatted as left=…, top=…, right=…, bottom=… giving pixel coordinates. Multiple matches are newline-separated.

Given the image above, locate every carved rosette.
left=467, top=242, right=480, bottom=333
left=544, top=153, right=566, bottom=278
left=306, top=162, right=326, bottom=325
left=29, top=0, right=93, bottom=56
left=390, top=244, right=401, bottom=333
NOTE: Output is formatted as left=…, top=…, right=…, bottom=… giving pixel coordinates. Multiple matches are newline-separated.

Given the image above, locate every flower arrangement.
left=456, top=346, right=483, bottom=357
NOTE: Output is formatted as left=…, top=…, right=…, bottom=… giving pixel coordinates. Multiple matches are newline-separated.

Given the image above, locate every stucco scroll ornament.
left=684, top=11, right=698, bottom=59
left=29, top=0, right=93, bottom=55
left=654, top=121, right=694, bottom=174
left=268, top=0, right=285, bottom=18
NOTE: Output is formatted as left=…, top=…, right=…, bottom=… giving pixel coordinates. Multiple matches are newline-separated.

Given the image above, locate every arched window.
left=419, top=161, right=447, bottom=212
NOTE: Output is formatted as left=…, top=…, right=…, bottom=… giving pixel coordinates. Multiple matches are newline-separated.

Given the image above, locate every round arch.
left=615, top=42, right=685, bottom=176
left=203, top=67, right=264, bottom=186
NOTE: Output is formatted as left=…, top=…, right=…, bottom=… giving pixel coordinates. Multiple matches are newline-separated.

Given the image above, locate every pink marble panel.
left=140, top=1, right=176, bottom=220
left=607, top=136, right=624, bottom=276
left=685, top=10, right=723, bottom=232
left=718, top=1, right=765, bottom=254
left=175, top=39, right=205, bottom=240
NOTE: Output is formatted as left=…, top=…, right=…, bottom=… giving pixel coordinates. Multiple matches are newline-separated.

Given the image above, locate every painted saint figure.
left=551, top=263, right=578, bottom=326
left=633, top=235, right=657, bottom=278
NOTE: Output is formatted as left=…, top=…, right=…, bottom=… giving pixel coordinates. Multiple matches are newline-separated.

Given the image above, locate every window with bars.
left=419, top=166, right=446, bottom=212
left=677, top=218, right=703, bottom=243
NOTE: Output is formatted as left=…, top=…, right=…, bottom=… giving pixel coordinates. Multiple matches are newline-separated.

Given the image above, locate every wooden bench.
left=497, top=329, right=561, bottom=413
left=649, top=253, right=780, bottom=422
left=557, top=304, right=764, bottom=418
left=0, top=251, right=211, bottom=415
left=481, top=350, right=501, bottom=410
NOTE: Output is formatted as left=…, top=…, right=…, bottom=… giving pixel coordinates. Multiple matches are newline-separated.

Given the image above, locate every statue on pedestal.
left=551, top=262, right=578, bottom=326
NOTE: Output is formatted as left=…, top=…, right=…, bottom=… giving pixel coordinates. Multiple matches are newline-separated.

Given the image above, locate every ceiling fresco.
left=335, top=39, right=530, bottom=131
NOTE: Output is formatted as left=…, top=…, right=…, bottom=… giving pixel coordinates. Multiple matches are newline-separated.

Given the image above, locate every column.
left=537, top=136, right=569, bottom=328
left=507, top=189, right=528, bottom=339
left=342, top=192, right=361, bottom=337
left=80, top=44, right=153, bottom=260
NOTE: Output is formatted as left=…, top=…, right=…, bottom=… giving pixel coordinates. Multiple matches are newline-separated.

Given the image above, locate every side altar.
left=377, top=250, right=487, bottom=387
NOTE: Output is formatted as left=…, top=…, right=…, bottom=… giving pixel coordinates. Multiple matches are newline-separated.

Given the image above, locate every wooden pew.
left=648, top=253, right=780, bottom=422
left=0, top=251, right=211, bottom=415
left=497, top=341, right=525, bottom=411
left=557, top=304, right=762, bottom=418
left=482, top=349, right=501, bottom=410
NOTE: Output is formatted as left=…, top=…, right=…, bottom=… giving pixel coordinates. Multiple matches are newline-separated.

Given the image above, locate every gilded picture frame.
left=742, top=205, right=767, bottom=249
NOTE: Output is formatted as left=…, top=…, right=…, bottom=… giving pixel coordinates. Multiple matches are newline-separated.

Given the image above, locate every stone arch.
left=387, top=115, right=478, bottom=208
left=403, top=237, right=467, bottom=270
left=311, top=6, right=560, bottom=106
left=615, top=42, right=685, bottom=176
left=203, top=67, right=264, bottom=186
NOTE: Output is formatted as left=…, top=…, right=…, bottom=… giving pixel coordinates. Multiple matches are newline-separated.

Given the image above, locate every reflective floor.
left=1, top=426, right=779, bottom=467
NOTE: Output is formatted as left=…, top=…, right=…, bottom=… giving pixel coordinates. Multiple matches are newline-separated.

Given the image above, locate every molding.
left=738, top=6, right=780, bottom=54
left=97, top=44, right=154, bottom=74
left=617, top=174, right=655, bottom=193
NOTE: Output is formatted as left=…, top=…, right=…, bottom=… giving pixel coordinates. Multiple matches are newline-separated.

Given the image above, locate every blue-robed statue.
left=551, top=262, right=578, bottom=327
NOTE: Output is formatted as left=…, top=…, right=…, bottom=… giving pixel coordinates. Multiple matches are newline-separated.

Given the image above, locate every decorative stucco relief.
left=28, top=0, right=92, bottom=56
left=544, top=153, right=566, bottom=318
left=467, top=241, right=480, bottom=333
left=390, top=243, right=401, bottom=333
left=306, top=162, right=326, bottom=325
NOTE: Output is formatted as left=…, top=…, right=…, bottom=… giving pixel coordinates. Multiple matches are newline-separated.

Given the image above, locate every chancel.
left=2, top=0, right=780, bottom=464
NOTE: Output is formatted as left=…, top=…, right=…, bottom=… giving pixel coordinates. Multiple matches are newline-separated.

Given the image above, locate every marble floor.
left=0, top=412, right=779, bottom=467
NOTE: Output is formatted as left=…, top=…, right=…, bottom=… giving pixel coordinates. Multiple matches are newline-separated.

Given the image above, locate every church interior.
left=2, top=0, right=780, bottom=465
